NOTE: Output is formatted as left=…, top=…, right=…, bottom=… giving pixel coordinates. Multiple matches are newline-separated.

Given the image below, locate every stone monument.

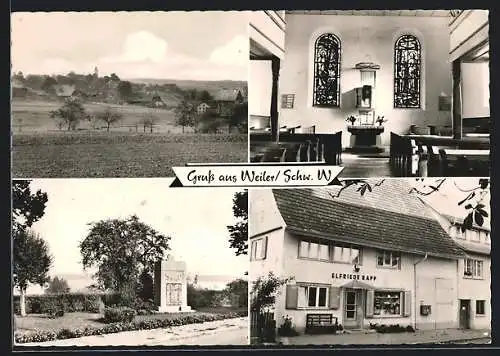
left=154, top=255, right=193, bottom=313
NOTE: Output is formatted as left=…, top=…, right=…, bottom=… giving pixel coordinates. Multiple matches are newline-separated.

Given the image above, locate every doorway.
left=343, top=288, right=364, bottom=329
left=459, top=299, right=471, bottom=329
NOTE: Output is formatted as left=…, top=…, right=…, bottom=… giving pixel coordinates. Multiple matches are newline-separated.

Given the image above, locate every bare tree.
left=95, top=107, right=124, bottom=132
left=138, top=112, right=159, bottom=133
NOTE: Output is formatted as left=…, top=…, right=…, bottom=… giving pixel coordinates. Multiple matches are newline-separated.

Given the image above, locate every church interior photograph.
left=249, top=10, right=490, bottom=178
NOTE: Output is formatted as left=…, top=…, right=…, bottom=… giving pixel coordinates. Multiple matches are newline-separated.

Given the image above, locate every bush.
left=277, top=316, right=299, bottom=337
left=15, top=310, right=248, bottom=344
left=103, top=306, right=136, bottom=323
left=368, top=323, right=415, bottom=334
left=13, top=293, right=120, bottom=315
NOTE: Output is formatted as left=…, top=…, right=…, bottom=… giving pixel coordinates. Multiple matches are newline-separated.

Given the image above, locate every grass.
left=15, top=307, right=247, bottom=333
left=12, top=132, right=248, bottom=178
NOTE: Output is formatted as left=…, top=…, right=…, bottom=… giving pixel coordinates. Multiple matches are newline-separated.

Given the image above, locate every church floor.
left=338, top=152, right=392, bottom=178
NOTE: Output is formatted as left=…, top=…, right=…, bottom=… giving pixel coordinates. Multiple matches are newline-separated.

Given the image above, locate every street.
left=17, top=317, right=248, bottom=347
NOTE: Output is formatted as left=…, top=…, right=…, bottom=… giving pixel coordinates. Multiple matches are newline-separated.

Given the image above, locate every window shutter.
left=262, top=236, right=268, bottom=260
left=329, top=286, right=341, bottom=309
left=365, top=289, right=374, bottom=318
left=285, top=284, right=298, bottom=309
left=403, top=291, right=412, bottom=317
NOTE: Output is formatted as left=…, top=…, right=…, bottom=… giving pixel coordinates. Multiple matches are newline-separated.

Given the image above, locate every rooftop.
left=273, top=180, right=465, bottom=260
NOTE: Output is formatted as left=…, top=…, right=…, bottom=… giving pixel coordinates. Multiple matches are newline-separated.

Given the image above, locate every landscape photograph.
left=13, top=179, right=249, bottom=346
left=11, top=11, right=249, bottom=178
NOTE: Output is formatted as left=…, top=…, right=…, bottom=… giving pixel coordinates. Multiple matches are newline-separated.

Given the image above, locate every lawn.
left=15, top=307, right=247, bottom=334
left=12, top=132, right=248, bottom=178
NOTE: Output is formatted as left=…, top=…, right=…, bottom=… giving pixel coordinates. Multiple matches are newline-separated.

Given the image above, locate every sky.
left=24, top=179, right=248, bottom=280
left=11, top=11, right=249, bottom=81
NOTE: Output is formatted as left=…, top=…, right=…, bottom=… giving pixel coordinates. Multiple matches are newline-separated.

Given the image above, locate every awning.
left=340, top=280, right=375, bottom=290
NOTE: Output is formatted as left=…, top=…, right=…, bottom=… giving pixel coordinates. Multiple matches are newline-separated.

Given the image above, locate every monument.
left=154, top=255, right=193, bottom=313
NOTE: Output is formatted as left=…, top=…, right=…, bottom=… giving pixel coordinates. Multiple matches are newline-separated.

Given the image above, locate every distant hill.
left=127, top=78, right=247, bottom=97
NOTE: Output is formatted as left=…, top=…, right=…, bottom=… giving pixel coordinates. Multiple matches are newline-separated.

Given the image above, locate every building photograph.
left=249, top=178, right=491, bottom=345
left=249, top=10, right=489, bottom=178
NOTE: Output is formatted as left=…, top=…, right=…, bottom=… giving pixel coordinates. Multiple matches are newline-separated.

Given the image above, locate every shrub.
left=369, top=323, right=415, bottom=334
left=277, top=316, right=299, bottom=337
left=15, top=310, right=248, bottom=344
left=103, top=306, right=136, bottom=323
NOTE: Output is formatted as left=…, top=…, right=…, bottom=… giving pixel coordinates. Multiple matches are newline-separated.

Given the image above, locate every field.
left=11, top=99, right=185, bottom=133
left=12, top=132, right=248, bottom=178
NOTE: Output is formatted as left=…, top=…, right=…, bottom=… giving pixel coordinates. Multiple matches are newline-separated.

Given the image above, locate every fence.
left=250, top=311, right=276, bottom=343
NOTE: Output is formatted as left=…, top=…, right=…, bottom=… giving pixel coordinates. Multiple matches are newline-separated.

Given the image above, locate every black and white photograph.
left=12, top=179, right=248, bottom=346
left=249, top=10, right=490, bottom=178
left=11, top=11, right=249, bottom=178
left=249, top=178, right=491, bottom=345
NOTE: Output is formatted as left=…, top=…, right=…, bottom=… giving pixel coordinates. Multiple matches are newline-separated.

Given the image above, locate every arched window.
left=313, top=34, right=341, bottom=107
left=394, top=34, right=421, bottom=108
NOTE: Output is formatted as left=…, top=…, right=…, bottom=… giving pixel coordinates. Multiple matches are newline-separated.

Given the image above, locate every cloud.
left=101, top=31, right=168, bottom=64
left=209, top=35, right=248, bottom=67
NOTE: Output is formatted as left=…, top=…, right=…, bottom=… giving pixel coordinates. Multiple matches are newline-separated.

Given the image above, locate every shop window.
left=476, top=300, right=485, bottom=315
left=250, top=236, right=267, bottom=261
left=298, top=285, right=329, bottom=308
left=464, top=259, right=483, bottom=278
left=373, top=291, right=403, bottom=316
left=299, top=240, right=330, bottom=261
left=376, top=250, right=401, bottom=269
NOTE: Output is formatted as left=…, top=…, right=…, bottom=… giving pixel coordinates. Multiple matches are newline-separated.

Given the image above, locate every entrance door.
left=344, top=289, right=364, bottom=329
left=459, top=299, right=471, bottom=329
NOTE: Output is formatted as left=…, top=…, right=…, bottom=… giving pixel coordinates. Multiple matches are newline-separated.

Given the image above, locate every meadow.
left=11, top=99, right=248, bottom=178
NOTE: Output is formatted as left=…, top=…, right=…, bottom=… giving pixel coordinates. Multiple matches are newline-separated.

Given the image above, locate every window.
left=250, top=237, right=267, bottom=261
left=476, top=300, right=485, bottom=315
left=299, top=240, right=329, bottom=260
left=394, top=34, right=421, bottom=108
left=373, top=291, right=402, bottom=316
left=464, top=259, right=483, bottom=278
left=471, top=230, right=481, bottom=242
left=313, top=33, right=341, bottom=107
left=377, top=250, right=401, bottom=268
left=333, top=245, right=361, bottom=264
left=485, top=232, right=490, bottom=244
left=456, top=226, right=465, bottom=239
left=298, top=285, right=329, bottom=308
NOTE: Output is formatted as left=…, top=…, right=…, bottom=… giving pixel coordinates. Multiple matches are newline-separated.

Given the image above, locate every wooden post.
left=270, top=57, right=280, bottom=143
left=452, top=59, right=462, bottom=140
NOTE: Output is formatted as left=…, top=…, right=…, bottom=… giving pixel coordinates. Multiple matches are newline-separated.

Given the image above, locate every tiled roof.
left=442, top=213, right=491, bottom=232
left=213, top=89, right=240, bottom=101
left=273, top=181, right=465, bottom=260
left=453, top=240, right=490, bottom=256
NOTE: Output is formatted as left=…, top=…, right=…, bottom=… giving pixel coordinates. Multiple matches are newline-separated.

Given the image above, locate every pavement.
left=18, top=317, right=248, bottom=347
left=278, top=328, right=491, bottom=345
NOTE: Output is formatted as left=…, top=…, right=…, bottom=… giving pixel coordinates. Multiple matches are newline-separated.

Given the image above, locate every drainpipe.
left=413, top=252, right=428, bottom=329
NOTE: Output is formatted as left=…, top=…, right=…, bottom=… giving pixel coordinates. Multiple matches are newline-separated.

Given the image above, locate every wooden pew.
left=249, top=131, right=342, bottom=164
left=390, top=132, right=490, bottom=177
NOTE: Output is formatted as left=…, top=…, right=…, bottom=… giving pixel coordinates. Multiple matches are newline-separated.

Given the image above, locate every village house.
left=54, top=84, right=76, bottom=99
left=249, top=180, right=491, bottom=335
left=151, top=95, right=167, bottom=108
left=249, top=10, right=490, bottom=177
left=213, top=89, right=245, bottom=117
left=197, top=102, right=211, bottom=115
left=11, top=79, right=28, bottom=98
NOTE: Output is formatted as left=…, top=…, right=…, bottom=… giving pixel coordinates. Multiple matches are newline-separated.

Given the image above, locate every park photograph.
left=11, top=11, right=249, bottom=178
left=12, top=179, right=249, bottom=346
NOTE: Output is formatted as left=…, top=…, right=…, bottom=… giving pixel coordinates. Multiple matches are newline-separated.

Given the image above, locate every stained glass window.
left=313, top=34, right=341, bottom=107
left=394, top=35, right=421, bottom=108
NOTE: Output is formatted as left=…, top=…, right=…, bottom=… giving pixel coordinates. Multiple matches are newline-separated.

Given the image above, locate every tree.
left=332, top=178, right=490, bottom=231
left=229, top=102, right=248, bottom=134
left=175, top=100, right=195, bottom=133
left=225, top=278, right=248, bottom=307
left=79, top=215, right=171, bottom=296
left=138, top=112, right=159, bottom=133
left=13, top=229, right=53, bottom=316
left=117, top=80, right=133, bottom=101
left=198, top=109, right=223, bottom=133
left=50, top=99, right=89, bottom=131
left=12, top=180, right=48, bottom=234
left=227, top=190, right=248, bottom=256
left=250, top=272, right=293, bottom=313
left=45, top=276, right=70, bottom=294
left=12, top=180, right=51, bottom=316
left=41, top=76, right=57, bottom=93
left=95, top=107, right=124, bottom=132
left=110, top=73, right=121, bottom=82
left=136, top=269, right=154, bottom=302
left=199, top=90, right=213, bottom=102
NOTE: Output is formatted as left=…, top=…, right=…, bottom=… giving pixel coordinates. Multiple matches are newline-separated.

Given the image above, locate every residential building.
left=197, top=102, right=211, bottom=115
left=249, top=180, right=472, bottom=333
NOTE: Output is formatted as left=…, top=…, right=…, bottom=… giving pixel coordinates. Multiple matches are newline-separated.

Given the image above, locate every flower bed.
left=369, top=323, right=415, bottom=333
left=15, top=311, right=247, bottom=344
